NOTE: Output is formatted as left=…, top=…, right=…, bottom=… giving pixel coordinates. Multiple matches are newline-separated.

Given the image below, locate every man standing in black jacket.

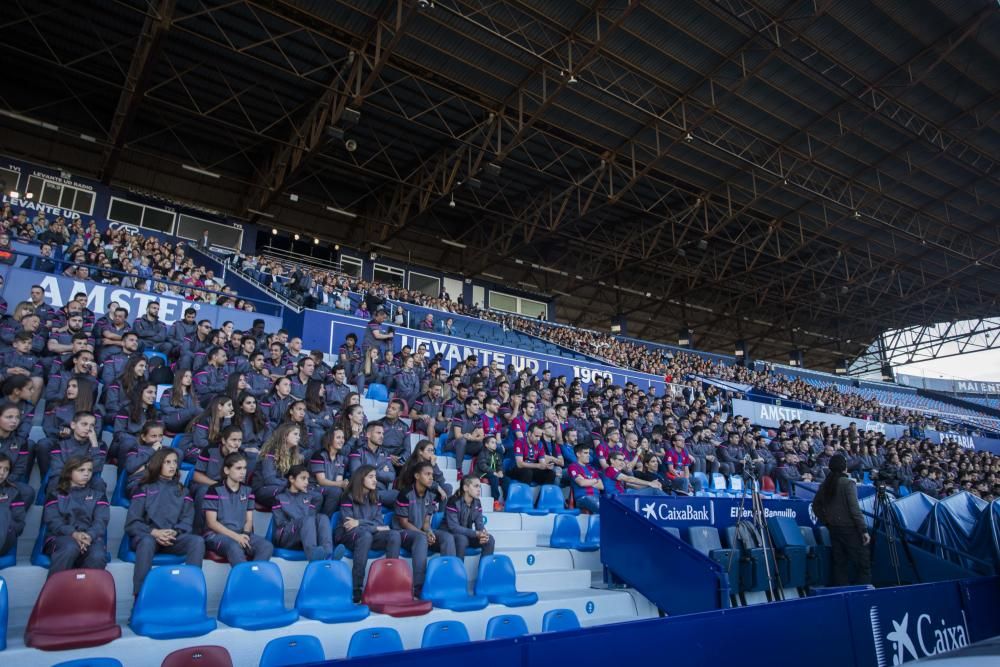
left=812, top=454, right=871, bottom=585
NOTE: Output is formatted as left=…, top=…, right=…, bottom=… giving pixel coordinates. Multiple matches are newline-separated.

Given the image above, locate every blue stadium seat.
left=766, top=517, right=808, bottom=589
left=725, top=525, right=769, bottom=593
left=421, top=620, right=471, bottom=648
left=474, top=555, right=538, bottom=607
left=118, top=535, right=185, bottom=565
left=295, top=559, right=370, bottom=623
left=347, top=627, right=404, bottom=658
left=692, top=472, right=710, bottom=496
left=218, top=562, right=298, bottom=630
left=687, top=526, right=740, bottom=595
left=366, top=384, right=389, bottom=402
left=485, top=614, right=529, bottom=640
left=51, top=660, right=124, bottom=667
left=0, top=543, right=15, bottom=570
left=258, top=635, right=325, bottom=667
left=111, top=467, right=130, bottom=508
left=898, top=484, right=911, bottom=497
left=420, top=556, right=488, bottom=611
left=130, top=565, right=216, bottom=639
left=582, top=515, right=600, bottom=549
left=143, top=350, right=168, bottom=364
left=541, top=608, right=580, bottom=633
left=728, top=476, right=744, bottom=496
left=0, top=575, right=6, bottom=650
left=264, top=517, right=307, bottom=561
left=505, top=482, right=544, bottom=515
left=711, top=473, right=727, bottom=494
left=799, top=526, right=831, bottom=587
left=549, top=514, right=584, bottom=550
left=536, top=484, right=579, bottom=515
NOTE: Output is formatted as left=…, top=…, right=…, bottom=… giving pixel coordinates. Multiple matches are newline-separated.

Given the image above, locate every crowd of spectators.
left=223, top=250, right=1000, bottom=436
left=0, top=208, right=995, bottom=617
left=0, top=207, right=257, bottom=311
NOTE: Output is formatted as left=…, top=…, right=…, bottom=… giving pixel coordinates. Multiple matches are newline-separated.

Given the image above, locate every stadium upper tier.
left=2, top=188, right=997, bottom=436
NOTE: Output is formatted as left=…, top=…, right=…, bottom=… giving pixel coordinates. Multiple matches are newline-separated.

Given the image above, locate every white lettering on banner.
left=759, top=404, right=804, bottom=422
left=37, top=275, right=194, bottom=324
left=871, top=606, right=969, bottom=667
left=640, top=502, right=711, bottom=522
left=1, top=195, right=80, bottom=220
left=572, top=365, right=614, bottom=384
left=729, top=506, right=801, bottom=521
left=945, top=433, right=975, bottom=450
left=107, top=221, right=143, bottom=235
left=957, top=381, right=1000, bottom=394
left=399, top=334, right=542, bottom=374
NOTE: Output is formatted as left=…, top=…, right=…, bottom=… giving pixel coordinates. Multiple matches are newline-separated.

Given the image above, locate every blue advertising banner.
left=1, top=266, right=282, bottom=332
left=300, top=309, right=669, bottom=392
left=846, top=582, right=971, bottom=667
left=622, top=495, right=818, bottom=529
left=731, top=398, right=911, bottom=439
left=925, top=430, right=1000, bottom=455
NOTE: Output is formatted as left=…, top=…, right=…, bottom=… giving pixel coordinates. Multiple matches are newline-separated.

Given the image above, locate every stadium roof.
left=2, top=0, right=998, bottom=370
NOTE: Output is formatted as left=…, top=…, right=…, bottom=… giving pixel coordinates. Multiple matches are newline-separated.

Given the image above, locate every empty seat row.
left=11, top=553, right=539, bottom=651
left=506, top=482, right=579, bottom=516
left=672, top=520, right=832, bottom=596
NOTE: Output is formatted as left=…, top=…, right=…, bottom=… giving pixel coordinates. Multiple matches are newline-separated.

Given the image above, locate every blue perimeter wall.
left=322, top=576, right=999, bottom=667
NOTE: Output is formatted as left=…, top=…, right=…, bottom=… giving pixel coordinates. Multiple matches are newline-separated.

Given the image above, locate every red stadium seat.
left=362, top=558, right=432, bottom=617
left=761, top=475, right=776, bottom=493
left=24, top=569, right=122, bottom=650
left=160, top=645, right=234, bottom=667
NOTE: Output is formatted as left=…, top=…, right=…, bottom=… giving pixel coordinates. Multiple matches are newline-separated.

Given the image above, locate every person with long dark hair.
left=160, top=369, right=200, bottom=433
left=235, top=391, right=268, bottom=470
left=811, top=453, right=871, bottom=585
left=111, top=381, right=160, bottom=460
left=124, top=447, right=205, bottom=595
left=41, top=455, right=110, bottom=575
left=336, top=465, right=402, bottom=601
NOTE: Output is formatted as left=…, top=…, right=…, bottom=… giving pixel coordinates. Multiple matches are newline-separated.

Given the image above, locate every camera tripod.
left=728, top=463, right=785, bottom=602
left=869, top=482, right=918, bottom=585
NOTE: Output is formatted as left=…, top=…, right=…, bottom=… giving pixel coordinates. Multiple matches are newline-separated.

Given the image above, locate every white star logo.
left=642, top=502, right=657, bottom=520
left=886, top=613, right=918, bottom=665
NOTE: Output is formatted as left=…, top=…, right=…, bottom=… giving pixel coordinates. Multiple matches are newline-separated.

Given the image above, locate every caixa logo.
left=870, top=606, right=969, bottom=666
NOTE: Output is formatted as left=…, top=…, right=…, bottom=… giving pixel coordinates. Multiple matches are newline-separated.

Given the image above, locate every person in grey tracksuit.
left=393, top=462, right=456, bottom=591
left=348, top=425, right=398, bottom=507
left=271, top=465, right=333, bottom=561
left=202, top=453, right=273, bottom=565
left=444, top=478, right=495, bottom=558
left=42, top=462, right=110, bottom=575
left=132, top=304, right=172, bottom=354
left=336, top=464, right=403, bottom=599
left=125, top=449, right=205, bottom=595
left=49, top=426, right=108, bottom=495
left=0, top=454, right=27, bottom=556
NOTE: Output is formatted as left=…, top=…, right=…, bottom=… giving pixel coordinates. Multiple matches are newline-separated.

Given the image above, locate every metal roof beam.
left=100, top=0, right=177, bottom=183
left=243, top=0, right=418, bottom=218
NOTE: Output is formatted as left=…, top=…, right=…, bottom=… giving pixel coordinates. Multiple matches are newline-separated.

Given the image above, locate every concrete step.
left=491, top=529, right=538, bottom=549
left=497, top=547, right=575, bottom=573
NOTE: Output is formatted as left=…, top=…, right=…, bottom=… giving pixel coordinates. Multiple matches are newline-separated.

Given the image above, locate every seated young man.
left=567, top=444, right=603, bottom=513
left=603, top=452, right=663, bottom=496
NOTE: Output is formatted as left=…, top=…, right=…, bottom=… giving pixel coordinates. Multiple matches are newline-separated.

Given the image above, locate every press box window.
left=373, top=263, right=404, bottom=287
left=176, top=213, right=243, bottom=251
left=107, top=197, right=176, bottom=233
left=27, top=176, right=95, bottom=215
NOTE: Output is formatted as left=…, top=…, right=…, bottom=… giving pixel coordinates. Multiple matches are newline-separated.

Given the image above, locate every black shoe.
left=413, top=585, right=422, bottom=599
left=353, top=589, right=363, bottom=604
